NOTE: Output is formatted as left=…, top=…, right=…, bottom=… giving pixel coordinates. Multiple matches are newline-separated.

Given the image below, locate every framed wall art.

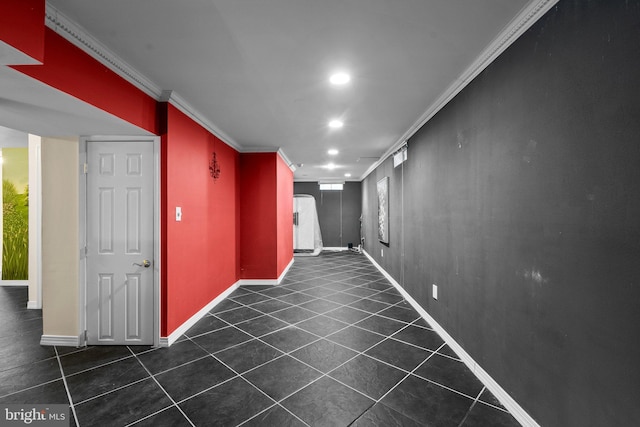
left=377, top=176, right=389, bottom=244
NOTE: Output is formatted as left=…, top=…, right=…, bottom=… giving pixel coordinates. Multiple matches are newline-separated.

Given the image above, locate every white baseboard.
left=40, top=334, right=83, bottom=347
left=362, top=250, right=539, bottom=427
left=0, top=280, right=28, bottom=286
left=160, top=280, right=240, bottom=347
left=27, top=300, right=41, bottom=309
left=237, top=257, right=295, bottom=286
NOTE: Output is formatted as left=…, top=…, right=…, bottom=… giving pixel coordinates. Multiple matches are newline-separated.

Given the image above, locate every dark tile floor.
left=0, top=251, right=521, bottom=426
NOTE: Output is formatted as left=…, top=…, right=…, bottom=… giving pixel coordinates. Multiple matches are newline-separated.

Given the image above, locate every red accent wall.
left=0, top=0, right=45, bottom=63
left=12, top=28, right=157, bottom=134
left=161, top=104, right=240, bottom=335
left=276, top=154, right=294, bottom=276
left=6, top=14, right=293, bottom=338
left=239, top=153, right=278, bottom=279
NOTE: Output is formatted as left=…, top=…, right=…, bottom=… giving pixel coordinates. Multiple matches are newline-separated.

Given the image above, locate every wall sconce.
left=209, top=151, right=221, bottom=180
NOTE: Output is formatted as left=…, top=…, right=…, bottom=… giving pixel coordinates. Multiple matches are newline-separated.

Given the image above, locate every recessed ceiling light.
left=330, top=72, right=351, bottom=85
left=328, top=119, right=343, bottom=128
left=344, top=173, right=352, bottom=177
left=328, top=149, right=339, bottom=155
left=327, top=163, right=336, bottom=170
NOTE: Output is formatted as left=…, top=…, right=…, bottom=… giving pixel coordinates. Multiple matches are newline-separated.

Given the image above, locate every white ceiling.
left=1, top=0, right=548, bottom=181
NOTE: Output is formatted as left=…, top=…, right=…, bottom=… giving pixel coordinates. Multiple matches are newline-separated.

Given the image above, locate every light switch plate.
left=176, top=207, right=182, bottom=221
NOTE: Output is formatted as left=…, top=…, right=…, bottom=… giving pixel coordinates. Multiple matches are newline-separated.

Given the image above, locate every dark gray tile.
left=191, top=326, right=253, bottom=354
left=282, top=376, right=374, bottom=427
left=392, top=325, right=445, bottom=351
left=414, top=353, right=484, bottom=398
left=74, top=378, right=172, bottom=426
left=301, top=287, right=337, bottom=298
left=290, top=339, right=357, bottom=373
left=276, top=292, right=317, bottom=305
left=295, top=315, right=348, bottom=337
left=0, top=357, right=62, bottom=396
left=209, top=299, right=242, bottom=314
left=324, top=306, right=371, bottom=324
left=215, top=339, right=283, bottom=374
left=322, top=292, right=363, bottom=305
left=348, top=298, right=390, bottom=314
left=381, top=374, right=473, bottom=426
left=329, top=354, right=406, bottom=400
left=437, top=344, right=461, bottom=360
left=299, top=299, right=342, bottom=314
left=129, top=406, right=192, bottom=426
left=326, top=326, right=385, bottom=353
left=59, top=346, right=134, bottom=376
left=461, top=401, right=520, bottom=427
left=179, top=377, right=272, bottom=426
left=235, top=314, right=289, bottom=337
left=258, top=287, right=295, bottom=298
left=260, top=326, right=318, bottom=353
left=365, top=338, right=431, bottom=372
left=269, top=306, right=317, bottom=324
left=378, top=305, right=421, bottom=323
left=351, top=402, right=423, bottom=427
left=478, top=387, right=507, bottom=410
left=242, top=405, right=307, bottom=427
left=183, top=314, right=228, bottom=338
left=0, top=379, right=68, bottom=404
left=368, top=291, right=405, bottom=305
left=155, top=356, right=235, bottom=401
left=320, top=282, right=354, bottom=292
left=136, top=339, right=208, bottom=374
left=243, top=355, right=322, bottom=401
left=250, top=298, right=293, bottom=314
left=65, top=356, right=149, bottom=403
left=230, top=292, right=272, bottom=305
left=343, top=287, right=379, bottom=298
left=355, top=315, right=407, bottom=336
left=215, top=306, right=264, bottom=324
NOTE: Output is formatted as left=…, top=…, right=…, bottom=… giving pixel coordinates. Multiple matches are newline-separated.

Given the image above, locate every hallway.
left=0, top=251, right=519, bottom=426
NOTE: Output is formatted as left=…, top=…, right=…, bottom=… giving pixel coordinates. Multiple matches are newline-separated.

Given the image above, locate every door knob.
left=133, top=259, right=151, bottom=268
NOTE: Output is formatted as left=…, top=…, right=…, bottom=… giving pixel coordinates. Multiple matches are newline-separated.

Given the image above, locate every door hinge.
left=83, top=163, right=88, bottom=174
left=83, top=330, right=88, bottom=343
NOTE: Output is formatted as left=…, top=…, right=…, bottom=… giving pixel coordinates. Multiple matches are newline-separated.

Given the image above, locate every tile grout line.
left=125, top=346, right=196, bottom=427
left=53, top=346, right=79, bottom=427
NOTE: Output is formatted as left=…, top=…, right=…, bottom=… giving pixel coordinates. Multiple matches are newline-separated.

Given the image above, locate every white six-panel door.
left=86, top=140, right=154, bottom=345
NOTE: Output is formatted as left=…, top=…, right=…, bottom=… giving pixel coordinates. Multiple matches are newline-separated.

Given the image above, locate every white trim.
left=160, top=281, right=240, bottom=347
left=238, top=257, right=295, bottom=286
left=0, top=280, right=28, bottom=286
left=44, top=4, right=162, bottom=99
left=40, top=334, right=83, bottom=347
left=322, top=247, right=349, bottom=252
left=363, top=249, right=541, bottom=427
left=163, top=91, right=242, bottom=151
left=27, top=301, right=39, bottom=309
left=361, top=0, right=559, bottom=180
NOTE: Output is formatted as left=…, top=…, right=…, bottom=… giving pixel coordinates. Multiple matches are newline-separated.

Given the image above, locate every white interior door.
left=86, top=140, right=154, bottom=345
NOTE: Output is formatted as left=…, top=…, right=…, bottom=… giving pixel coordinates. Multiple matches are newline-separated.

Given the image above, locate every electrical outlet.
left=176, top=207, right=182, bottom=222
left=432, top=284, right=438, bottom=300
left=381, top=248, right=384, bottom=257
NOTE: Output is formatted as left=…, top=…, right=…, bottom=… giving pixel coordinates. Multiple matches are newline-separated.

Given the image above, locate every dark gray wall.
left=294, top=181, right=361, bottom=248
left=362, top=1, right=640, bottom=426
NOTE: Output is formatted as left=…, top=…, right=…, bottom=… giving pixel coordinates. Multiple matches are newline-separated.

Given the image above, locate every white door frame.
left=80, top=135, right=161, bottom=347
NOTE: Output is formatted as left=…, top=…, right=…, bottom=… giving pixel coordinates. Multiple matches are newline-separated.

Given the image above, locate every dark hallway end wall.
left=294, top=182, right=362, bottom=248
left=362, top=1, right=640, bottom=426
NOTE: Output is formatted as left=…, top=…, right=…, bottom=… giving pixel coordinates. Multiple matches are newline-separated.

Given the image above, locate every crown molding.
left=44, top=3, right=242, bottom=151
left=360, top=0, right=559, bottom=181
left=44, top=3, right=162, bottom=99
